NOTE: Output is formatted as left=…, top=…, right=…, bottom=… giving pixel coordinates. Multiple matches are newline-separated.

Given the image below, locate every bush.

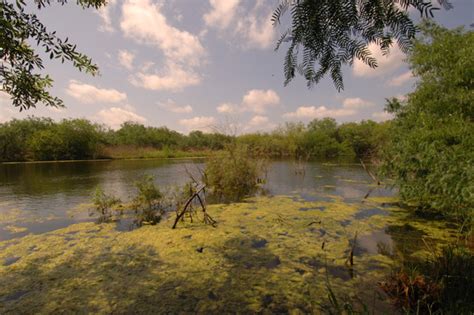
left=381, top=23, right=474, bottom=220
left=91, top=186, right=121, bottom=223
left=132, top=175, right=163, bottom=225
left=204, top=145, right=264, bottom=201
left=380, top=245, right=474, bottom=314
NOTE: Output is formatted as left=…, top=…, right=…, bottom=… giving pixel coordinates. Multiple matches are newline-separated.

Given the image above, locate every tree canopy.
left=273, top=0, right=452, bottom=91
left=0, top=0, right=106, bottom=110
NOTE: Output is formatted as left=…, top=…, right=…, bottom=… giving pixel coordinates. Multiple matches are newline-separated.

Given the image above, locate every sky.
left=0, top=0, right=473, bottom=134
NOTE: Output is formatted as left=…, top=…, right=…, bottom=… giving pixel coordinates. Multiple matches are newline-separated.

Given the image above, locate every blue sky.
left=1, top=0, right=473, bottom=133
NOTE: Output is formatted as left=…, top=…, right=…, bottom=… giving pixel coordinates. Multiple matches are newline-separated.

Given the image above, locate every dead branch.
left=359, top=159, right=380, bottom=185
left=172, top=185, right=216, bottom=229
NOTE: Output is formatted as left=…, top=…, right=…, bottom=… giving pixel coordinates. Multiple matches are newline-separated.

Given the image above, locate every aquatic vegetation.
left=91, top=187, right=121, bottom=223
left=131, top=175, right=164, bottom=225
left=3, top=225, right=28, bottom=234
left=204, top=145, right=265, bottom=201
left=0, top=195, right=460, bottom=313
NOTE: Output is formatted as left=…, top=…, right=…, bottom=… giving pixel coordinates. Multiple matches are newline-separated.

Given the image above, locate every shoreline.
left=0, top=155, right=209, bottom=165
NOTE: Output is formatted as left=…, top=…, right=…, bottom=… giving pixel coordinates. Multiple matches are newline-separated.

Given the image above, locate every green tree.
left=382, top=22, right=473, bottom=220
left=0, top=0, right=106, bottom=110
left=272, top=0, right=452, bottom=90
left=0, top=117, right=52, bottom=161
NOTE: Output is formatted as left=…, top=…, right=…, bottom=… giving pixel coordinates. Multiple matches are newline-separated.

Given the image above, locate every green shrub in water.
left=91, top=186, right=121, bottom=222
left=204, top=145, right=265, bottom=202
left=132, top=175, right=163, bottom=225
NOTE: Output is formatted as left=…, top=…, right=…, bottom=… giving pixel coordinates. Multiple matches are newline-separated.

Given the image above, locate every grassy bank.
left=100, top=146, right=216, bottom=160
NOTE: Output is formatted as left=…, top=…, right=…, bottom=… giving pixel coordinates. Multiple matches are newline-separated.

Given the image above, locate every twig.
left=359, top=159, right=380, bottom=185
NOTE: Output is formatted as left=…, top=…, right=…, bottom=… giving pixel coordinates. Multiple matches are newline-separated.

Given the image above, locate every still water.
left=0, top=159, right=392, bottom=241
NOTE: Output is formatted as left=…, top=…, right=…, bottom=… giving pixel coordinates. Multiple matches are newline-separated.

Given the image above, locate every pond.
left=0, top=159, right=457, bottom=313
left=0, top=159, right=390, bottom=241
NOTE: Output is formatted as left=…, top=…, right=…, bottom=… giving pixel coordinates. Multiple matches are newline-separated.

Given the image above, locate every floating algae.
left=0, top=196, right=458, bottom=313
left=4, top=225, right=28, bottom=234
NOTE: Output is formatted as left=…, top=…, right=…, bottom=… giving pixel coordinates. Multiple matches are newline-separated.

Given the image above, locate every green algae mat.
left=0, top=196, right=458, bottom=314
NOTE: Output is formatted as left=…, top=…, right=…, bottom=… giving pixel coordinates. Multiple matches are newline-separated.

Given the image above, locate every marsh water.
left=1, top=159, right=458, bottom=313
left=0, top=159, right=391, bottom=241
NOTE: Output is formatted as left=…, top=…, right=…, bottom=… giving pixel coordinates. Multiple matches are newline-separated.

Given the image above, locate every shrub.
left=380, top=245, right=474, bottom=314
left=91, top=186, right=121, bottom=222
left=132, top=175, right=163, bottom=225
left=204, top=145, right=264, bottom=202
left=381, top=23, right=474, bottom=221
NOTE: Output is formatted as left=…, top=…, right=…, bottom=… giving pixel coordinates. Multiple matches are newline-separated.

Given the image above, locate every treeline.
left=0, top=117, right=389, bottom=162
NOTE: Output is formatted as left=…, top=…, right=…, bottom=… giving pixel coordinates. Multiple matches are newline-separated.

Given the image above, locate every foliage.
left=91, top=186, right=121, bottom=223
left=0, top=117, right=391, bottom=162
left=0, top=117, right=106, bottom=161
left=204, top=145, right=264, bottom=201
left=0, top=0, right=106, bottom=110
left=382, top=22, right=474, bottom=220
left=132, top=175, right=163, bottom=225
left=0, top=117, right=52, bottom=160
left=380, top=245, right=474, bottom=313
left=272, top=0, right=452, bottom=91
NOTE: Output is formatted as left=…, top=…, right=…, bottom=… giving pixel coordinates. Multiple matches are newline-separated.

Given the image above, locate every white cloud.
left=120, top=0, right=205, bottom=91
left=204, top=0, right=240, bottom=29
left=216, top=102, right=237, bottom=114
left=203, top=0, right=275, bottom=50
left=129, top=61, right=201, bottom=91
left=94, top=106, right=146, bottom=129
left=244, top=115, right=276, bottom=132
left=242, top=89, right=280, bottom=114
left=96, top=0, right=117, bottom=32
left=66, top=80, right=127, bottom=104
left=353, top=43, right=405, bottom=77
left=236, top=4, right=274, bottom=49
left=179, top=116, right=216, bottom=133
left=342, top=97, right=374, bottom=109
left=121, top=0, right=205, bottom=67
left=371, top=111, right=394, bottom=122
left=387, top=71, right=413, bottom=86
left=118, top=50, right=135, bottom=70
left=248, top=115, right=269, bottom=126
left=0, top=92, right=15, bottom=123
left=158, top=99, right=193, bottom=114
left=283, top=106, right=356, bottom=120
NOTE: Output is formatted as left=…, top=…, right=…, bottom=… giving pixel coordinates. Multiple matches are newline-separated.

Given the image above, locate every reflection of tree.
left=381, top=223, right=427, bottom=261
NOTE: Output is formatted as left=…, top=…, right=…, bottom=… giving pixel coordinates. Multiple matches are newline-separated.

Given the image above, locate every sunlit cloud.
left=96, top=0, right=117, bottom=32
left=129, top=61, right=201, bottom=91
left=203, top=0, right=275, bottom=49
left=179, top=116, right=216, bottom=133
left=121, top=0, right=205, bottom=67
left=387, top=71, right=413, bottom=86
left=157, top=99, right=193, bottom=114
left=66, top=80, right=127, bottom=104
left=342, top=97, right=375, bottom=109
left=242, top=89, right=280, bottom=114
left=353, top=43, right=405, bottom=77
left=216, top=103, right=237, bottom=114
left=371, top=111, right=394, bottom=122
left=204, top=0, right=240, bottom=29
left=244, top=115, right=276, bottom=132
left=118, top=50, right=135, bottom=70
left=283, top=106, right=356, bottom=120
left=94, top=105, right=146, bottom=129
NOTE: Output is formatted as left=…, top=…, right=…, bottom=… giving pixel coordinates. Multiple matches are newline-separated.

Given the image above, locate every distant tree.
left=0, top=0, right=107, bottom=111
left=272, top=0, right=452, bottom=91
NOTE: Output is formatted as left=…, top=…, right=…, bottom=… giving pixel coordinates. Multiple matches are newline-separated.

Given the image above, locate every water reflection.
left=0, top=159, right=395, bottom=240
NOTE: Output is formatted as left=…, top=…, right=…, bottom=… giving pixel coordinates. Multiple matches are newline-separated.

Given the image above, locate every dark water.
left=0, top=159, right=393, bottom=241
